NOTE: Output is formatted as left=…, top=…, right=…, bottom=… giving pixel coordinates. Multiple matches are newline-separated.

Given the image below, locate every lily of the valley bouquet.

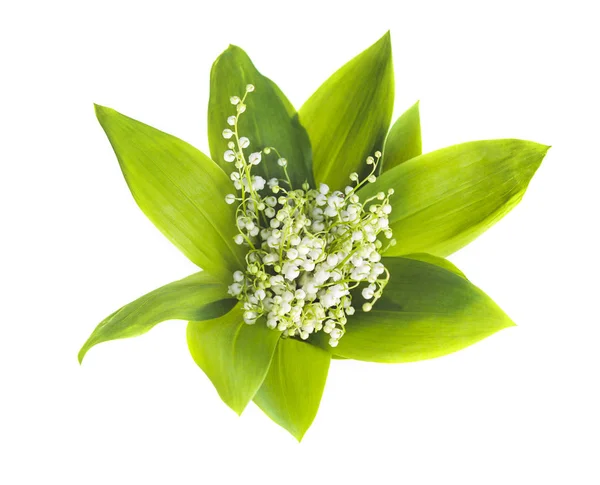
left=80, top=32, right=548, bottom=440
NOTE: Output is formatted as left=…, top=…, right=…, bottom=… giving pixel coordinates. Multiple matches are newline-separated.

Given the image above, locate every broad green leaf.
left=95, top=105, right=245, bottom=280
left=208, top=45, right=313, bottom=188
left=254, top=338, right=330, bottom=441
left=403, top=253, right=467, bottom=279
left=299, top=32, right=394, bottom=190
left=361, top=139, right=549, bottom=257
left=381, top=101, right=422, bottom=172
left=187, top=304, right=281, bottom=415
left=79, top=272, right=234, bottom=363
left=326, top=257, right=514, bottom=363
left=328, top=250, right=465, bottom=360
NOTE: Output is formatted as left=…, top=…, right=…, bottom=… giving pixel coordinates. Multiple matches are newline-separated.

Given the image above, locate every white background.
left=1, top=0, right=599, bottom=483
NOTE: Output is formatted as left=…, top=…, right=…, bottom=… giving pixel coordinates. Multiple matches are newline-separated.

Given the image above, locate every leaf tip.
left=93, top=103, right=115, bottom=124
left=230, top=401, right=246, bottom=417
left=212, top=44, right=253, bottom=78
left=222, top=44, right=248, bottom=61
left=77, top=346, right=88, bottom=365
left=93, top=102, right=106, bottom=114
left=224, top=43, right=238, bottom=54
left=529, top=141, right=552, bottom=172
left=376, top=30, right=392, bottom=53
left=218, top=385, right=251, bottom=417
left=491, top=305, right=517, bottom=333
left=285, top=425, right=307, bottom=442
left=525, top=141, right=551, bottom=155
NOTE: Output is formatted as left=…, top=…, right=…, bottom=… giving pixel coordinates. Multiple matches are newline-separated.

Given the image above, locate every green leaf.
left=360, top=139, right=549, bottom=257
left=79, top=272, right=234, bottom=363
left=254, top=338, right=330, bottom=441
left=403, top=253, right=467, bottom=279
left=186, top=304, right=281, bottom=415
left=95, top=105, right=245, bottom=281
left=381, top=101, right=421, bottom=172
left=208, top=45, right=313, bottom=188
left=328, top=257, right=514, bottom=363
left=328, top=252, right=465, bottom=361
left=299, top=32, right=394, bottom=190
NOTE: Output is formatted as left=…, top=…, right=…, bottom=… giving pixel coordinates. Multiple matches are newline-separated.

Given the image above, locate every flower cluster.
left=224, top=85, right=394, bottom=347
